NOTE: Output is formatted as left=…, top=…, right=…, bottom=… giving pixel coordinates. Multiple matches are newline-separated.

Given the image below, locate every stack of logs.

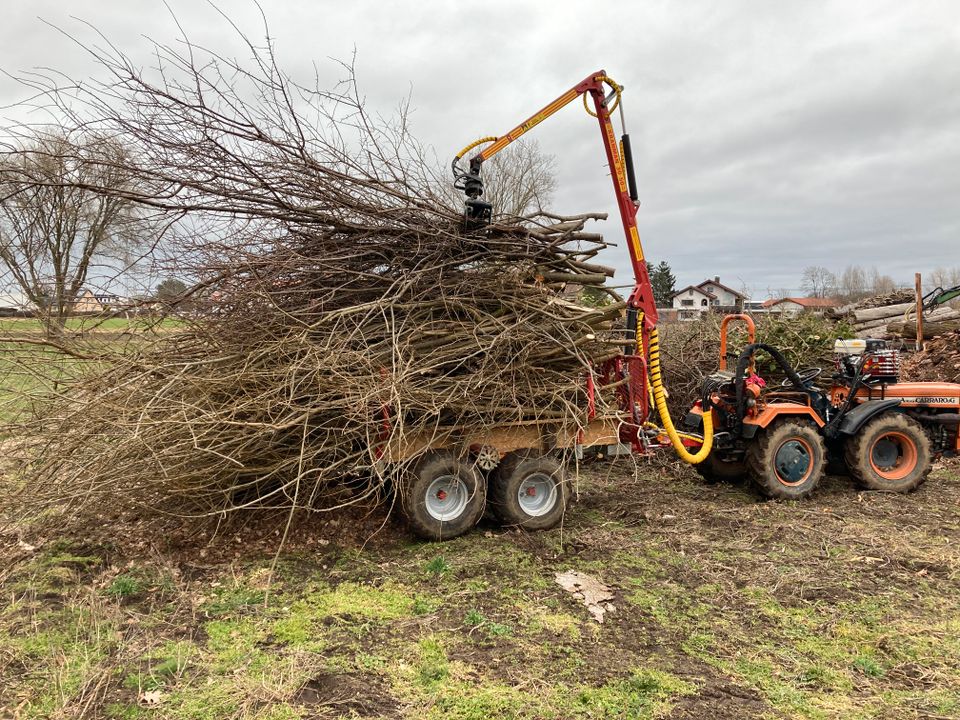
left=829, top=290, right=960, bottom=340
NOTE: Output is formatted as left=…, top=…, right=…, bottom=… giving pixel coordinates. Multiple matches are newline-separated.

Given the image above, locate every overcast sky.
left=1, top=0, right=958, bottom=299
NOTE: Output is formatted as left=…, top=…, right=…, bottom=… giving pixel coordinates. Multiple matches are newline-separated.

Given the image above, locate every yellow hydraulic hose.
left=647, top=326, right=714, bottom=464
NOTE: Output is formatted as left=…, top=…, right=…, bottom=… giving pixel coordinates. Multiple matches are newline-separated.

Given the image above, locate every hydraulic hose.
left=647, top=326, right=713, bottom=464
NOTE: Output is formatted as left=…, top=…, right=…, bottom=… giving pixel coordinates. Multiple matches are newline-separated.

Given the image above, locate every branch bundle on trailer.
left=8, top=26, right=623, bottom=517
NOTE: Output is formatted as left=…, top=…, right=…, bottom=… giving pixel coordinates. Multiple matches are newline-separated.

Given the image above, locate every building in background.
left=762, top=297, right=839, bottom=315
left=670, top=277, right=749, bottom=321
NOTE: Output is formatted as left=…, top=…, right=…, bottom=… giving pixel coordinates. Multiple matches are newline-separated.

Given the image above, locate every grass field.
left=0, top=316, right=181, bottom=335
left=2, top=461, right=959, bottom=719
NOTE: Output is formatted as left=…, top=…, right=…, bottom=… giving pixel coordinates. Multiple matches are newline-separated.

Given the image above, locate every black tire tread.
left=843, top=412, right=931, bottom=492
left=401, top=452, right=486, bottom=541
left=489, top=450, right=568, bottom=530
left=745, top=420, right=826, bottom=500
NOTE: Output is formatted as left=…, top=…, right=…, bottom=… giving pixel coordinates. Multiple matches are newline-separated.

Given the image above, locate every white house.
left=670, top=277, right=749, bottom=321
left=697, top=277, right=747, bottom=311
left=671, top=285, right=716, bottom=320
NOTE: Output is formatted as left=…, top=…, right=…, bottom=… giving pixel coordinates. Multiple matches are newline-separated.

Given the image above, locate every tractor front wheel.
left=401, top=451, right=486, bottom=540
left=489, top=451, right=569, bottom=530
left=843, top=412, right=931, bottom=493
left=746, top=421, right=826, bottom=500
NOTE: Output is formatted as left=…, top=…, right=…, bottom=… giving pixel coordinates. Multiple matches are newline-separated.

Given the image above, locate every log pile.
left=829, top=292, right=960, bottom=339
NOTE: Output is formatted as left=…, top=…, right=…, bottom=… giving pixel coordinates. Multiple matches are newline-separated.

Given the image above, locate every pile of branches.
left=8, top=22, right=623, bottom=517
left=23, top=215, right=620, bottom=515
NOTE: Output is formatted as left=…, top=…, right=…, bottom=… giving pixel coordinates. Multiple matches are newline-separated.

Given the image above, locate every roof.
left=671, top=285, right=716, bottom=300
left=762, top=297, right=840, bottom=309
left=696, top=278, right=748, bottom=299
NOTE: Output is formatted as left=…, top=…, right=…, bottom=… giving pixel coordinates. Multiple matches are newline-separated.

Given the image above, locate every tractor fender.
left=837, top=399, right=902, bottom=436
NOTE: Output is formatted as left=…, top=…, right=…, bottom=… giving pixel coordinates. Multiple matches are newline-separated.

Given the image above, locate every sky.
left=1, top=0, right=958, bottom=300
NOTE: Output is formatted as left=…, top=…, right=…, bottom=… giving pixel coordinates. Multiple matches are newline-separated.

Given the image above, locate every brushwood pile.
left=10, top=39, right=626, bottom=517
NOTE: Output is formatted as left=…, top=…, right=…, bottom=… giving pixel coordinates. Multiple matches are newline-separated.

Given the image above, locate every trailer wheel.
left=490, top=451, right=568, bottom=530
left=843, top=412, right=931, bottom=492
left=746, top=420, right=826, bottom=500
left=401, top=451, right=486, bottom=541
left=694, top=454, right=746, bottom=484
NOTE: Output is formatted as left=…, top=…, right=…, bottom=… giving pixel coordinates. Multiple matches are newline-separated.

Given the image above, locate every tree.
left=800, top=265, right=837, bottom=298
left=867, top=266, right=896, bottom=295
left=838, top=264, right=868, bottom=301
left=646, top=260, right=676, bottom=307
left=0, top=130, right=145, bottom=336
left=156, top=278, right=188, bottom=303
left=472, top=139, right=558, bottom=218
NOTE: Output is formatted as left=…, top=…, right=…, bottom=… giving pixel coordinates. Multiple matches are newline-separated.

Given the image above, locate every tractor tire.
left=843, top=412, right=932, bottom=493
left=694, top=455, right=747, bottom=484
left=745, top=420, right=826, bottom=500
left=401, top=451, right=486, bottom=541
left=489, top=451, right=569, bottom=530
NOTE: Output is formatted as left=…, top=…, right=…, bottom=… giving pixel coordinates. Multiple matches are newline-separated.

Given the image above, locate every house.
left=670, top=277, right=749, bottom=321
left=670, top=285, right=716, bottom=320
left=762, top=297, right=839, bottom=316
left=92, top=291, right=122, bottom=309
left=0, top=288, right=34, bottom=315
left=696, top=277, right=748, bottom=312
left=71, top=288, right=104, bottom=313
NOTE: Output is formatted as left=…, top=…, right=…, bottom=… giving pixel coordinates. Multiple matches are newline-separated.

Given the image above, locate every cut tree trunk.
left=851, top=302, right=917, bottom=323
left=886, top=318, right=960, bottom=339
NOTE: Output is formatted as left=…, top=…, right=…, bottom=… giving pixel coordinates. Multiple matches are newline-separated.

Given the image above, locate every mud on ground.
left=2, top=460, right=959, bottom=719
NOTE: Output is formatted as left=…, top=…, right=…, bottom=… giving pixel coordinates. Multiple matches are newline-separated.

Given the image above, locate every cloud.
left=1, top=0, right=957, bottom=298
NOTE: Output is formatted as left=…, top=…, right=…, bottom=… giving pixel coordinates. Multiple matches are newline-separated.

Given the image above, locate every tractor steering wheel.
left=781, top=367, right=822, bottom=387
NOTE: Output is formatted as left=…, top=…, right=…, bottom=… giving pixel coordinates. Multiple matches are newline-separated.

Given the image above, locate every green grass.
left=3, top=463, right=960, bottom=718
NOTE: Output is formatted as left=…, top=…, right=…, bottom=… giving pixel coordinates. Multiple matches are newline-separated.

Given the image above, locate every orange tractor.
left=683, top=315, right=960, bottom=498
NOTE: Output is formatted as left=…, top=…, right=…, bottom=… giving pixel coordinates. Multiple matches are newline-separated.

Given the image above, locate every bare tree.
left=838, top=264, right=868, bottom=300
left=480, top=139, right=558, bottom=218
left=800, top=265, right=837, bottom=298
left=867, top=266, right=897, bottom=295
left=930, top=266, right=960, bottom=289
left=0, top=130, right=149, bottom=335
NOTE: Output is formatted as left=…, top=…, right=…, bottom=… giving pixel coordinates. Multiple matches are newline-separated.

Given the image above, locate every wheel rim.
left=424, top=475, right=470, bottom=521
left=774, top=437, right=814, bottom=486
left=869, top=431, right=918, bottom=481
left=516, top=472, right=558, bottom=517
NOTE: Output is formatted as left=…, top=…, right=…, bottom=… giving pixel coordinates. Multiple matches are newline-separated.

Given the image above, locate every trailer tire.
left=490, top=451, right=568, bottom=530
left=843, top=412, right=931, bottom=493
left=401, top=451, right=486, bottom=541
left=746, top=420, right=826, bottom=500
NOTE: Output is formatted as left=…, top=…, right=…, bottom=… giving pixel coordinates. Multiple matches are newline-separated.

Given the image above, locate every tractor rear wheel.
left=489, top=451, right=568, bottom=530
left=401, top=451, right=486, bottom=540
left=746, top=420, right=826, bottom=500
left=695, top=454, right=747, bottom=484
left=843, top=412, right=931, bottom=492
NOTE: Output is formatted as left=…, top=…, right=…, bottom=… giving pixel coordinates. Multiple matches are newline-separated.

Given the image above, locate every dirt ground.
left=2, top=459, right=959, bottom=719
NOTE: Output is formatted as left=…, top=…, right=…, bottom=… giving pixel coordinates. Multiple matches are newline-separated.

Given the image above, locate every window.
left=681, top=299, right=694, bottom=307
left=701, top=299, right=708, bottom=307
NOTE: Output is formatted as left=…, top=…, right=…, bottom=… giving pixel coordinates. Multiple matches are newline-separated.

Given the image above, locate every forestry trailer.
left=396, top=71, right=960, bottom=541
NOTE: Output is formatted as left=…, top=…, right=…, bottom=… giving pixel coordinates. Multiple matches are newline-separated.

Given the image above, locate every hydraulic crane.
left=452, top=71, right=713, bottom=464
